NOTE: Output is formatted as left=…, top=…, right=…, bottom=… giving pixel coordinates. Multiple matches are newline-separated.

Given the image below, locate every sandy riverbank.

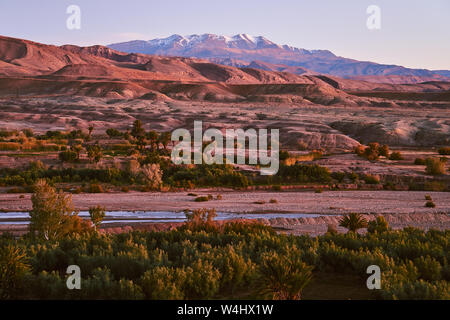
left=0, top=190, right=449, bottom=214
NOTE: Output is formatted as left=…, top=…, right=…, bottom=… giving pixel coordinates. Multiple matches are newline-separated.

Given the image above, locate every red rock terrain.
left=1, top=35, right=449, bottom=105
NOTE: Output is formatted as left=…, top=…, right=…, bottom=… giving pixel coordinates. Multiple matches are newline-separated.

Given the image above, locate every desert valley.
left=0, top=31, right=449, bottom=300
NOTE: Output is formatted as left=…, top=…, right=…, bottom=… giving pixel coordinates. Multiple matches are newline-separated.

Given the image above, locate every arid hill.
left=1, top=35, right=449, bottom=106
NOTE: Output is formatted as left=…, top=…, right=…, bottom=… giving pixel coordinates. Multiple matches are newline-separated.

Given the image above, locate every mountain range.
left=108, top=33, right=450, bottom=83
left=0, top=34, right=449, bottom=108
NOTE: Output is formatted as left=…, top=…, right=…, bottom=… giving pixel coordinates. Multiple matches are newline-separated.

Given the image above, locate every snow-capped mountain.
left=108, top=33, right=450, bottom=80
left=108, top=33, right=334, bottom=58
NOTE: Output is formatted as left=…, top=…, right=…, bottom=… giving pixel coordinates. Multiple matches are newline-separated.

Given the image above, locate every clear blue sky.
left=1, top=0, right=449, bottom=70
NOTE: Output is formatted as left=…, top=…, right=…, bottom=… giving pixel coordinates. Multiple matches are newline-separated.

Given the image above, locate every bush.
left=414, top=158, right=426, bottom=165
left=194, top=196, right=209, bottom=202
left=425, top=201, right=436, bottom=208
left=0, top=142, right=21, bottom=151
left=279, top=150, right=290, bottom=161
left=269, top=199, right=278, bottom=204
left=364, top=174, right=380, bottom=184
left=389, top=152, right=404, bottom=160
left=88, top=183, right=104, bottom=193
left=367, top=216, right=390, bottom=234
left=425, top=158, right=446, bottom=175
left=414, top=256, right=442, bottom=281
left=0, top=245, right=30, bottom=299
left=58, top=151, right=78, bottom=162
left=258, top=251, right=313, bottom=300
left=437, top=147, right=450, bottom=155
left=339, top=213, right=368, bottom=233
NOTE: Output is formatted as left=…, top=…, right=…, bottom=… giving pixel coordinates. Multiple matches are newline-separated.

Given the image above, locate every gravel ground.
left=0, top=190, right=449, bottom=214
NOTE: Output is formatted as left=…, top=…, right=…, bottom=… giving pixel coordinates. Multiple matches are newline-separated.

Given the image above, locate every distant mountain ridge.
left=109, top=33, right=450, bottom=82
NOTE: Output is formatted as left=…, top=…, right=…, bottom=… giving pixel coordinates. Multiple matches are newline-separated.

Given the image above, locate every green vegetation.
left=355, top=142, right=390, bottom=161
left=425, top=158, right=446, bottom=175
left=89, top=206, right=106, bottom=231
left=425, top=201, right=436, bottom=208
left=367, top=216, right=390, bottom=234
left=414, top=158, right=426, bottom=165
left=339, top=213, right=368, bottom=233
left=438, top=147, right=450, bottom=155
left=389, top=152, right=404, bottom=160
left=1, top=217, right=449, bottom=300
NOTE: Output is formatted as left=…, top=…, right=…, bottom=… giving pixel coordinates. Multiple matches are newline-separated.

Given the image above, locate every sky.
left=0, top=0, right=449, bottom=70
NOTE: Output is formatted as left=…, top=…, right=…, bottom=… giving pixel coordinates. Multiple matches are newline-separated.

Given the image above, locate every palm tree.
left=339, top=212, right=368, bottom=233
left=258, top=251, right=313, bottom=300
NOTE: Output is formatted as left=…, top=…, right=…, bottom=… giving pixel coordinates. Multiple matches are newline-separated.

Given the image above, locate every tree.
left=89, top=205, right=106, bottom=231
left=367, top=216, right=390, bottom=234
left=0, top=245, right=30, bottom=299
left=72, top=144, right=83, bottom=160
left=59, top=150, right=77, bottom=162
left=106, top=128, right=122, bottom=138
left=425, top=158, right=446, bottom=175
left=147, top=130, right=159, bottom=151
left=339, top=212, right=368, bottom=233
left=29, top=179, right=80, bottom=240
left=379, top=145, right=390, bottom=158
left=131, top=120, right=145, bottom=139
left=159, top=132, right=171, bottom=151
left=87, top=144, right=103, bottom=163
left=141, top=163, right=163, bottom=190
left=258, top=251, right=313, bottom=300
left=88, top=125, right=94, bottom=139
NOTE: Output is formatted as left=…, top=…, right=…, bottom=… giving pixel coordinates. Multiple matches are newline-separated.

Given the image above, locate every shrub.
left=88, top=206, right=106, bottom=231
left=0, top=245, right=30, bottom=299
left=216, top=194, right=223, bottom=200
left=58, top=150, right=78, bottom=162
left=425, top=195, right=432, bottom=201
left=389, top=152, right=404, bottom=160
left=269, top=199, right=278, bottom=204
left=414, top=256, right=442, bottom=281
left=437, top=147, right=450, bottom=155
left=414, top=158, right=426, bottom=165
left=379, top=145, right=390, bottom=157
left=106, top=128, right=123, bottom=138
left=279, top=150, right=290, bottom=161
left=425, top=158, right=446, bottom=175
left=194, top=196, right=209, bottom=202
left=425, top=201, right=436, bottom=208
left=367, top=216, right=390, bottom=234
left=253, top=200, right=266, bottom=204
left=88, top=183, right=104, bottom=193
left=339, top=213, right=368, bottom=233
left=364, top=174, right=380, bottom=184
left=257, top=251, right=313, bottom=300
left=272, top=185, right=282, bottom=191
left=0, top=142, right=21, bottom=151
left=87, top=145, right=103, bottom=163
